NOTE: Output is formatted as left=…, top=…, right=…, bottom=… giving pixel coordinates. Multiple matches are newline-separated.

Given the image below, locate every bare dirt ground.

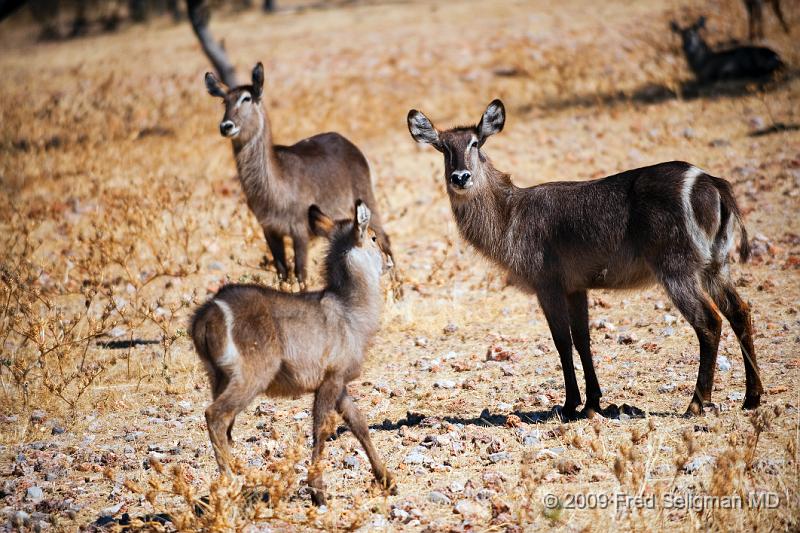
left=1, top=0, right=798, bottom=531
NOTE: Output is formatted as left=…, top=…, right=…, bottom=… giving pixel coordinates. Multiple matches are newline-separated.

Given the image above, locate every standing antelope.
left=205, top=62, right=392, bottom=288
left=671, top=17, right=784, bottom=84
left=191, top=201, right=395, bottom=505
left=407, top=100, right=763, bottom=419
left=744, top=0, right=790, bottom=40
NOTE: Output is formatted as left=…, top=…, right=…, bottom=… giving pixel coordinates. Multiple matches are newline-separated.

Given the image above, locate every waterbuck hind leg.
left=536, top=285, right=582, bottom=418
left=661, top=275, right=723, bottom=416
left=337, top=393, right=395, bottom=494
left=704, top=276, right=763, bottom=409
left=308, top=378, right=342, bottom=506
left=265, top=230, right=289, bottom=281
left=205, top=380, right=261, bottom=476
left=567, top=291, right=604, bottom=415
left=292, top=234, right=309, bottom=291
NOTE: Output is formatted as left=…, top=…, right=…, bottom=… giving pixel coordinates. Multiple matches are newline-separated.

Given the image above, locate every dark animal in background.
left=671, top=17, right=784, bottom=83
left=407, top=100, right=763, bottom=419
left=744, top=0, right=790, bottom=40
left=205, top=62, right=392, bottom=288
left=191, top=201, right=395, bottom=505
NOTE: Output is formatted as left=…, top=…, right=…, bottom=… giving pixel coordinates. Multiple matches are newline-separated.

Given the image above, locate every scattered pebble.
left=433, top=380, right=455, bottom=389
left=717, top=356, right=732, bottom=372
left=25, top=486, right=44, bottom=503
left=684, top=455, right=714, bottom=473
left=658, top=383, right=676, bottom=393
left=428, top=491, right=451, bottom=505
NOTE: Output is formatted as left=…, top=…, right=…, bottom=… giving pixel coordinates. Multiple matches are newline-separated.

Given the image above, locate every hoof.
left=310, top=489, right=327, bottom=507
left=556, top=404, right=582, bottom=422
left=373, top=476, right=397, bottom=495
left=742, top=394, right=761, bottom=410
left=684, top=401, right=703, bottom=417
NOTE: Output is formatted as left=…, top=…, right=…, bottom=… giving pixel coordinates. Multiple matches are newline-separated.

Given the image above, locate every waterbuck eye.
left=242, top=95, right=251, bottom=103
left=468, top=140, right=477, bottom=150
left=372, top=235, right=377, bottom=242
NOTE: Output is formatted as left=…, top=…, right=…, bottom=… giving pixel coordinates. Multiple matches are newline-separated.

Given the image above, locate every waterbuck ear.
left=204, top=72, right=226, bottom=98
left=354, top=199, right=371, bottom=243
left=669, top=20, right=680, bottom=33
left=407, top=109, right=441, bottom=149
left=478, top=99, right=505, bottom=145
left=252, top=62, right=264, bottom=99
left=695, top=16, right=706, bottom=30
left=309, top=205, right=334, bottom=238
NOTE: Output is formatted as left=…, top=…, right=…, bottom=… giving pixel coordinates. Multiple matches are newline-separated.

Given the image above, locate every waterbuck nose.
left=219, top=120, right=235, bottom=136
left=450, top=170, right=472, bottom=188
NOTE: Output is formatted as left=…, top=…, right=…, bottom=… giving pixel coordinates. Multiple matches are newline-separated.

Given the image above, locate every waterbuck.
left=205, top=62, right=392, bottom=288
left=407, top=100, right=763, bottom=419
left=671, top=17, right=783, bottom=84
left=191, top=200, right=395, bottom=505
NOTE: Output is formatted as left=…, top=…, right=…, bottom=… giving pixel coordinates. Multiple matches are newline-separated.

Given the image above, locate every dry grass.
left=1, top=0, right=798, bottom=531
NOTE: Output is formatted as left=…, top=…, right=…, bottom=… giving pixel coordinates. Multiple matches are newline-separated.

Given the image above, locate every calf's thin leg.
left=205, top=379, right=261, bottom=476
left=308, top=377, right=342, bottom=506
left=337, top=392, right=395, bottom=493
left=265, top=230, right=288, bottom=281
left=567, top=291, right=603, bottom=414
left=661, top=275, right=722, bottom=416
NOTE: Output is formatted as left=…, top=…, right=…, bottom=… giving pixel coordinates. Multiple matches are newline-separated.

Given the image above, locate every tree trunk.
left=186, top=0, right=238, bottom=87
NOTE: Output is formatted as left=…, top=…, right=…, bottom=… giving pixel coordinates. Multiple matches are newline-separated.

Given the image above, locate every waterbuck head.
left=670, top=16, right=707, bottom=58
left=407, top=100, right=505, bottom=196
left=309, top=200, right=393, bottom=286
left=205, top=62, right=265, bottom=144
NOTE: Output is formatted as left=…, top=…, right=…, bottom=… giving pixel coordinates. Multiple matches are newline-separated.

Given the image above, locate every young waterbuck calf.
left=671, top=17, right=783, bottom=84
left=191, top=200, right=395, bottom=505
left=205, top=62, right=392, bottom=287
left=407, top=100, right=763, bottom=419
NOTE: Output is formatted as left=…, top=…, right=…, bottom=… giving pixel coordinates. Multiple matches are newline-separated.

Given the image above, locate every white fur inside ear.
left=480, top=103, right=505, bottom=137
left=356, top=203, right=371, bottom=226
left=409, top=113, right=439, bottom=144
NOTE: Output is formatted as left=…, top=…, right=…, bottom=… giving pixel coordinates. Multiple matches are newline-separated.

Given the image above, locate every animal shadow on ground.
left=96, top=339, right=160, bottom=349
left=332, top=403, right=654, bottom=441
left=537, top=68, right=797, bottom=113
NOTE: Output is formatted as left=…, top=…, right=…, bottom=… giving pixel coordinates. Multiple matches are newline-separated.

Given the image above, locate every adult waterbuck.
left=205, top=62, right=392, bottom=288
left=191, top=200, right=395, bottom=505
left=671, top=17, right=784, bottom=84
left=407, top=100, right=763, bottom=419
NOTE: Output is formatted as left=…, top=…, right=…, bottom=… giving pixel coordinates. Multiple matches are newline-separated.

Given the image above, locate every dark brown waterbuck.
left=191, top=201, right=395, bottom=505
left=205, top=62, right=392, bottom=288
left=407, top=99, right=763, bottom=419
left=671, top=17, right=784, bottom=84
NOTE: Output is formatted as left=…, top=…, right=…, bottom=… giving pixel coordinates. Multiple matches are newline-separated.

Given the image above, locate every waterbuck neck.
left=451, top=167, right=516, bottom=263
left=684, top=36, right=711, bottom=73
left=231, top=109, right=284, bottom=203
left=325, top=254, right=383, bottom=341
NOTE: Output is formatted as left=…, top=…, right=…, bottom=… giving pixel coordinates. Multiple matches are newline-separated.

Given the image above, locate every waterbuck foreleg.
left=265, top=230, right=289, bottom=281
left=536, top=284, right=582, bottom=419
left=567, top=291, right=603, bottom=415
left=308, top=376, right=342, bottom=506
left=337, top=391, right=395, bottom=494
left=661, top=275, right=723, bottom=416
